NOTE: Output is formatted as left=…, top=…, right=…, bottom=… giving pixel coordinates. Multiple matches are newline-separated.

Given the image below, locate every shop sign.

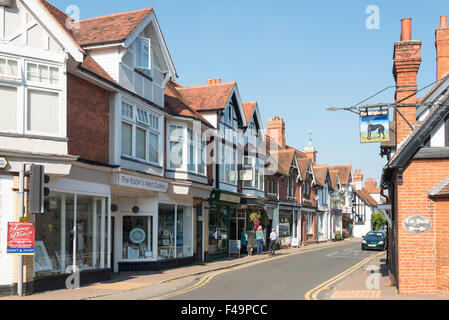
left=0, top=156, right=8, bottom=169
left=403, top=215, right=432, bottom=234
left=7, top=222, right=35, bottom=255
left=117, top=174, right=168, bottom=192
left=210, top=190, right=241, bottom=204
left=360, top=109, right=389, bottom=143
left=239, top=169, right=253, bottom=181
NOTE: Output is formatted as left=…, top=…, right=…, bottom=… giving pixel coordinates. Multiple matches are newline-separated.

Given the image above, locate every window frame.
left=121, top=99, right=161, bottom=166
left=135, top=37, right=152, bottom=77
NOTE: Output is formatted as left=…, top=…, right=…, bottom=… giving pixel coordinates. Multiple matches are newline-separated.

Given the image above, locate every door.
left=195, top=203, right=203, bottom=262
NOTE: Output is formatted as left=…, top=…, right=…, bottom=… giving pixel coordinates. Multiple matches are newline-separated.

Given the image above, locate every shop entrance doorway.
left=230, top=210, right=246, bottom=241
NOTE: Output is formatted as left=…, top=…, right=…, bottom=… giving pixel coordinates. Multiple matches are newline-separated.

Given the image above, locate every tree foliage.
left=371, top=211, right=387, bottom=230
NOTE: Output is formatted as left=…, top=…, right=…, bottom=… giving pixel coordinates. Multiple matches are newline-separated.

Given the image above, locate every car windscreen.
left=365, top=232, right=384, bottom=239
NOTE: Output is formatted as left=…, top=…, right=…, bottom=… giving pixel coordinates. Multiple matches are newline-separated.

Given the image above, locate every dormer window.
left=136, top=38, right=151, bottom=76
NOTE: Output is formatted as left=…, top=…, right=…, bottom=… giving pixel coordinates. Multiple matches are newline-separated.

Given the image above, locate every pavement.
left=319, top=251, right=449, bottom=300
left=0, top=238, right=359, bottom=300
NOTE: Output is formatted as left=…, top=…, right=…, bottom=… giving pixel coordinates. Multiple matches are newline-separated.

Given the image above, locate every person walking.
left=256, top=226, right=264, bottom=255
left=240, top=230, right=248, bottom=255
left=269, top=228, right=277, bottom=255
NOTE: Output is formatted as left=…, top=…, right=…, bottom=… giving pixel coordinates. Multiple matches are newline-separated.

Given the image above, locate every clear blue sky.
left=52, top=0, right=448, bottom=184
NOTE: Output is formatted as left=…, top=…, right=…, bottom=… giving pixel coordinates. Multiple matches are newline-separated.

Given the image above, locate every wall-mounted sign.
left=403, top=215, right=432, bottom=234
left=210, top=190, right=241, bottom=204
left=7, top=222, right=35, bottom=255
left=239, top=169, right=253, bottom=181
left=360, top=109, right=389, bottom=143
left=0, top=157, right=8, bottom=169
left=117, top=174, right=168, bottom=192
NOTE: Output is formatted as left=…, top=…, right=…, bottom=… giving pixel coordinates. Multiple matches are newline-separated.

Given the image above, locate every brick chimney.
left=267, top=116, right=286, bottom=149
left=393, top=18, right=421, bottom=146
left=353, top=169, right=364, bottom=190
left=436, top=15, right=449, bottom=81
left=207, top=78, right=222, bottom=85
left=365, top=178, right=379, bottom=194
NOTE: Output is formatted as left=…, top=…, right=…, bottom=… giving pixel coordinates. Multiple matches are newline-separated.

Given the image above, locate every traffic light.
left=29, top=165, right=50, bottom=214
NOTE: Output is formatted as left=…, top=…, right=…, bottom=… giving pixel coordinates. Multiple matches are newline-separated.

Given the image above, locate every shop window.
left=208, top=207, right=229, bottom=255
left=122, top=216, right=153, bottom=260
left=35, top=193, right=109, bottom=277
left=158, top=204, right=193, bottom=260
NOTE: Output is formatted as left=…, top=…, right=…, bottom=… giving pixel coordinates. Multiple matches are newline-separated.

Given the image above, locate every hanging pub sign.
left=360, top=109, right=389, bottom=143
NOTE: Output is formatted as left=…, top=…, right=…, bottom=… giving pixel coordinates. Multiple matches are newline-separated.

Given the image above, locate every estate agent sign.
left=7, top=222, right=35, bottom=255
left=403, top=215, right=432, bottom=234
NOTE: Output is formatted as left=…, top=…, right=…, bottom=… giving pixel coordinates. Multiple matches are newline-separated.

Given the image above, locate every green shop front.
left=206, top=190, right=242, bottom=261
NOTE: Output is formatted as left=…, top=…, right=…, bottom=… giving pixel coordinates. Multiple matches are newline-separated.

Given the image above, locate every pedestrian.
left=256, top=226, right=264, bottom=255
left=269, top=228, right=277, bottom=255
left=240, top=230, right=248, bottom=255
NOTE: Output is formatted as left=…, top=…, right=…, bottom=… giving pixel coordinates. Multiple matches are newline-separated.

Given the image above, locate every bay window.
left=121, top=100, right=161, bottom=165
left=0, top=56, right=63, bottom=137
left=168, top=124, right=206, bottom=175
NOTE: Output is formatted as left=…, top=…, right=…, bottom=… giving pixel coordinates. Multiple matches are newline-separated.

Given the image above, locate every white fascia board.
left=22, top=0, right=84, bottom=62
left=124, top=10, right=177, bottom=79
left=230, top=84, right=247, bottom=127
left=72, top=68, right=118, bottom=93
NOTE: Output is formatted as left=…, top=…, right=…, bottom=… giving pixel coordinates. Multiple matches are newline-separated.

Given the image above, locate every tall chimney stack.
left=267, top=117, right=286, bottom=149
left=436, top=15, right=449, bottom=81
left=393, top=18, right=421, bottom=146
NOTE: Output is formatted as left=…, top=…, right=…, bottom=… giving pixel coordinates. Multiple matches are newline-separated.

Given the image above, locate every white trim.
left=20, top=0, right=84, bottom=62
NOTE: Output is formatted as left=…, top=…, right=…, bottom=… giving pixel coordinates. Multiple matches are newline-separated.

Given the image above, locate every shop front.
left=207, top=190, right=242, bottom=261
left=239, top=197, right=267, bottom=251
left=110, top=171, right=197, bottom=271
left=330, top=208, right=343, bottom=239
left=301, top=207, right=317, bottom=243
left=278, top=204, right=301, bottom=247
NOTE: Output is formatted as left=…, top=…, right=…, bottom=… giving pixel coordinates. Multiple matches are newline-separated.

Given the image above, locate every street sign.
left=378, top=204, right=392, bottom=211
left=403, top=215, right=432, bottom=234
left=0, top=156, right=8, bottom=169
left=7, top=222, right=35, bottom=255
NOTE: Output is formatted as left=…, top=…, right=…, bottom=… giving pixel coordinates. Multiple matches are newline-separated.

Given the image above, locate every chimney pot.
left=441, top=15, right=448, bottom=28
left=207, top=79, right=213, bottom=85
left=401, top=18, right=412, bottom=41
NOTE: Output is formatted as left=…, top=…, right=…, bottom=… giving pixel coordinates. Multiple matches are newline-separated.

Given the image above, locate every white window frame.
left=135, top=37, right=152, bottom=76
left=120, top=99, right=161, bottom=165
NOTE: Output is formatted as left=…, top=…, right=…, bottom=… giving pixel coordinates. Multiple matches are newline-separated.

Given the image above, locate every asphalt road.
left=164, top=241, right=377, bottom=300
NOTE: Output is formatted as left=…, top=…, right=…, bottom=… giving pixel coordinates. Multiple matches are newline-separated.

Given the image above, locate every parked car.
left=361, top=231, right=386, bottom=251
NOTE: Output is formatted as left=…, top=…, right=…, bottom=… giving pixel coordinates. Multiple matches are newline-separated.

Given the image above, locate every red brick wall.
left=434, top=198, right=449, bottom=294
left=67, top=74, right=110, bottom=164
left=395, top=159, right=449, bottom=294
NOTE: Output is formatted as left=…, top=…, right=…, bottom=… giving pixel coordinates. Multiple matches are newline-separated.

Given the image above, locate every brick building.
left=381, top=15, right=449, bottom=295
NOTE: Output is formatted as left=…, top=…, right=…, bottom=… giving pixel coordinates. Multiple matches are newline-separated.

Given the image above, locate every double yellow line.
left=150, top=270, right=226, bottom=300
left=304, top=251, right=385, bottom=300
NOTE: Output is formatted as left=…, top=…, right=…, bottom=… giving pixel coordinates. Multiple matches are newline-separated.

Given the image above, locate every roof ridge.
left=176, top=81, right=236, bottom=90
left=78, top=8, right=153, bottom=23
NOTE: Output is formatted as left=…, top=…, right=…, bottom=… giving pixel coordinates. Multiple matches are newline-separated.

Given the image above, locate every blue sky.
left=52, top=0, right=449, bottom=184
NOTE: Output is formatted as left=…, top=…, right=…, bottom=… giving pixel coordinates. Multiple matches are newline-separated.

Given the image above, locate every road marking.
left=304, top=251, right=385, bottom=300
left=150, top=241, right=361, bottom=300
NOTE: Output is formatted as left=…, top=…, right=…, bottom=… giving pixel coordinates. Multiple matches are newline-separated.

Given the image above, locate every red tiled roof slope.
left=329, top=165, right=352, bottom=185
left=176, top=81, right=236, bottom=111
left=72, top=8, right=153, bottom=46
left=355, top=188, right=378, bottom=207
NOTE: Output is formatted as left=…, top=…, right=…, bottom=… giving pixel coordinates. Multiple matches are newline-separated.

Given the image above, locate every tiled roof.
left=329, top=169, right=340, bottom=189
left=72, top=8, right=153, bottom=46
left=164, top=80, right=214, bottom=128
left=277, top=149, right=296, bottom=176
left=355, top=188, right=378, bottom=207
left=329, top=165, right=352, bottom=185
left=297, top=158, right=311, bottom=180
left=176, top=81, right=236, bottom=111
left=242, top=101, right=257, bottom=124
left=313, top=165, right=328, bottom=187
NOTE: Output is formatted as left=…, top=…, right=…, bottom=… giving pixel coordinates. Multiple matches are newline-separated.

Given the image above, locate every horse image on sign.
left=403, top=215, right=432, bottom=234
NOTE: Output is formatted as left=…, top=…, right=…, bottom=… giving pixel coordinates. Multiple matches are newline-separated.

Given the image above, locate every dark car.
left=361, top=231, right=386, bottom=251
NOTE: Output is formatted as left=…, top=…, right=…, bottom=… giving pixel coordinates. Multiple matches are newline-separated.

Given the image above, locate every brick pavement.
left=0, top=238, right=359, bottom=300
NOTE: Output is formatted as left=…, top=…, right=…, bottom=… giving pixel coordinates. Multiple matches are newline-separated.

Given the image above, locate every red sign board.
left=7, top=222, right=35, bottom=255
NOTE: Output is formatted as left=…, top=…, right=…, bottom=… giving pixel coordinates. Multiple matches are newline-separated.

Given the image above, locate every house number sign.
left=403, top=215, right=432, bottom=234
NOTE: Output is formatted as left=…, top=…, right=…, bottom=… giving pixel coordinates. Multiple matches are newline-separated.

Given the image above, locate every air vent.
left=0, top=0, right=12, bottom=7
